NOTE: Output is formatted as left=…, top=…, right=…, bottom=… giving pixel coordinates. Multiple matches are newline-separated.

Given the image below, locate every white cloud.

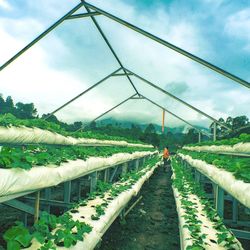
left=0, top=0, right=249, bottom=129
left=225, top=8, right=250, bottom=51
left=0, top=0, right=11, bottom=10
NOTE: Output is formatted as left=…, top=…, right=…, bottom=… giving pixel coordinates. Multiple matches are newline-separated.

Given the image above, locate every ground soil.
left=99, top=166, right=180, bottom=250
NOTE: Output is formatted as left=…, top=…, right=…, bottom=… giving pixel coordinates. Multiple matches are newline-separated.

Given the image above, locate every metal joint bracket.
left=66, top=12, right=101, bottom=20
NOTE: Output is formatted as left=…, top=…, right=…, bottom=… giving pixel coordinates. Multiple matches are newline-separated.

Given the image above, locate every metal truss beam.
left=0, top=2, right=83, bottom=71
left=66, top=12, right=100, bottom=20
left=44, top=67, right=121, bottom=119
left=112, top=73, right=133, bottom=76
left=124, top=68, right=231, bottom=131
left=22, top=197, right=72, bottom=208
left=83, top=1, right=250, bottom=89
left=83, top=3, right=140, bottom=95
left=4, top=199, right=41, bottom=215
left=140, top=94, right=211, bottom=137
left=77, top=93, right=137, bottom=131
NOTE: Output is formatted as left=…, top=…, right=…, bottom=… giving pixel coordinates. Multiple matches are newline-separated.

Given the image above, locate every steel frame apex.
left=83, top=1, right=250, bottom=89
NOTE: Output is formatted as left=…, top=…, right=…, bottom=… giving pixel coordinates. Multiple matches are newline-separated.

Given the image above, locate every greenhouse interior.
left=0, top=0, right=249, bottom=250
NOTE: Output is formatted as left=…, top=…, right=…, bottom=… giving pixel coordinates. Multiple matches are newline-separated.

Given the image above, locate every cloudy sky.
left=0, top=0, right=249, bottom=129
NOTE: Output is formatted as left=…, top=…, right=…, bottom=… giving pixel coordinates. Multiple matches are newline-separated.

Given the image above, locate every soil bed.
left=100, top=166, right=180, bottom=250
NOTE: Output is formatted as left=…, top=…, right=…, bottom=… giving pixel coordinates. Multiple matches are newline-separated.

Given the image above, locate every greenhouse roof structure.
left=1, top=0, right=249, bottom=137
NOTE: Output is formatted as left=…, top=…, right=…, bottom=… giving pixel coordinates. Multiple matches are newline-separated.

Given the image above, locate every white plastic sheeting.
left=172, top=183, right=243, bottom=250
left=26, top=162, right=160, bottom=250
left=179, top=153, right=250, bottom=208
left=0, top=151, right=157, bottom=202
left=0, top=126, right=153, bottom=148
left=183, top=142, right=250, bottom=154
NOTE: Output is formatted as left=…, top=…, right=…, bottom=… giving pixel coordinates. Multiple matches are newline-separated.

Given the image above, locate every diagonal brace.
left=140, top=94, right=211, bottom=137
left=82, top=1, right=250, bottom=89
left=125, top=68, right=231, bottom=131
left=77, top=93, right=137, bottom=131
left=44, top=67, right=121, bottom=120
left=0, top=2, right=84, bottom=71
left=83, top=3, right=140, bottom=94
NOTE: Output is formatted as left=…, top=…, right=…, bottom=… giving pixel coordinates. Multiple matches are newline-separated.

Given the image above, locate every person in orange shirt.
left=163, top=146, right=170, bottom=169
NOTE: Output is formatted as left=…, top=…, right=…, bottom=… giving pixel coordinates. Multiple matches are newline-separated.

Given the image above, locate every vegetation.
left=178, top=149, right=250, bottom=182
left=3, top=156, right=160, bottom=250
left=211, top=116, right=250, bottom=138
left=0, top=145, right=154, bottom=170
left=186, top=133, right=250, bottom=147
left=172, top=157, right=241, bottom=249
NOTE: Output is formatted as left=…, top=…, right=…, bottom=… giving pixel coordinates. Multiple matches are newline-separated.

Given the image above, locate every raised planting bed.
left=171, top=158, right=243, bottom=250
left=178, top=151, right=250, bottom=209
left=2, top=157, right=161, bottom=250
left=0, top=145, right=157, bottom=202
left=0, top=114, right=152, bottom=148
left=183, top=134, right=250, bottom=155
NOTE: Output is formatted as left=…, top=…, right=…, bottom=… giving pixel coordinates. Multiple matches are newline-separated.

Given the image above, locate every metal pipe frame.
left=83, top=3, right=140, bottom=95
left=112, top=73, right=133, bottom=76
left=65, top=12, right=101, bottom=20
left=44, top=67, right=121, bottom=119
left=83, top=1, right=250, bottom=89
left=0, top=2, right=84, bottom=71
left=125, top=68, right=231, bottom=131
left=140, top=94, right=211, bottom=137
left=76, top=93, right=137, bottom=131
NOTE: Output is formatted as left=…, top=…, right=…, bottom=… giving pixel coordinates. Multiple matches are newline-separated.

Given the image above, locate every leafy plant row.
left=0, top=114, right=146, bottom=145
left=186, top=133, right=250, bottom=147
left=178, top=149, right=250, bottom=183
left=0, top=145, right=154, bottom=170
left=3, top=156, right=160, bottom=250
left=172, top=157, right=242, bottom=250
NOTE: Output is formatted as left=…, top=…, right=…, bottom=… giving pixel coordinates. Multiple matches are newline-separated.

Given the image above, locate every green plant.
left=178, top=149, right=250, bottom=182
left=3, top=222, right=32, bottom=250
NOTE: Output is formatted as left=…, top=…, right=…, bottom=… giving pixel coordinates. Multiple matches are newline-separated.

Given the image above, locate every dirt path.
left=99, top=166, right=180, bottom=250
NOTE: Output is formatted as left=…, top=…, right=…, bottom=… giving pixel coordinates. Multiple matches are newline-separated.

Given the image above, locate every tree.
left=232, top=116, right=249, bottom=130
left=0, top=95, right=5, bottom=114
left=15, top=102, right=37, bottom=119
left=183, top=128, right=198, bottom=144
left=1, top=96, right=15, bottom=114
left=144, top=123, right=156, bottom=134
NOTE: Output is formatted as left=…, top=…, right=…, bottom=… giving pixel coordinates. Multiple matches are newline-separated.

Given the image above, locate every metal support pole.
left=128, top=70, right=231, bottom=131
left=134, top=159, right=139, bottom=171
left=64, top=181, right=72, bottom=204
left=213, top=122, right=217, bottom=142
left=34, top=191, right=40, bottom=223
left=142, top=157, right=146, bottom=166
left=104, top=169, right=110, bottom=182
left=83, top=4, right=140, bottom=94
left=44, top=68, right=121, bottom=119
left=198, top=132, right=201, bottom=143
left=90, top=172, right=98, bottom=192
left=215, top=185, right=224, bottom=218
left=122, top=163, right=128, bottom=176
left=194, top=169, right=201, bottom=183
left=232, top=198, right=238, bottom=223
left=83, top=1, right=250, bottom=89
left=44, top=188, right=51, bottom=213
left=0, top=3, right=83, bottom=71
left=141, top=94, right=211, bottom=137
left=109, top=166, right=119, bottom=183
left=23, top=213, right=28, bottom=227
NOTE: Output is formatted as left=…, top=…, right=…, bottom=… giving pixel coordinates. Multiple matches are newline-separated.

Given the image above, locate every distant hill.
left=96, top=118, right=208, bottom=134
